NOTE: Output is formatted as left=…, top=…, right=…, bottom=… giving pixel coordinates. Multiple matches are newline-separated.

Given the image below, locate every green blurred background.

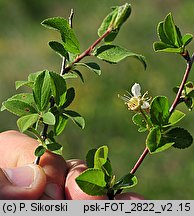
left=0, top=0, right=194, bottom=199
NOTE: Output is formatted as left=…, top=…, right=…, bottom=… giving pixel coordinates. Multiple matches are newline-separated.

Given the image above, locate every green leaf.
left=185, top=81, right=194, bottom=88
left=17, top=114, right=39, bottom=132
left=132, top=113, right=148, bottom=132
left=49, top=71, right=67, bottom=106
left=4, top=93, right=34, bottom=106
left=167, top=110, right=185, bottom=127
left=33, top=70, right=51, bottom=111
left=163, top=13, right=178, bottom=46
left=28, top=71, right=43, bottom=82
left=102, top=159, right=112, bottom=178
left=54, top=114, right=68, bottom=136
left=2, top=99, right=37, bottom=116
left=15, top=71, right=43, bottom=90
left=98, top=6, right=119, bottom=43
left=49, top=41, right=68, bottom=58
left=182, top=33, right=193, bottom=46
left=34, top=145, right=46, bottom=157
left=185, top=81, right=194, bottom=95
left=46, top=142, right=62, bottom=151
left=41, top=17, right=80, bottom=54
left=113, top=173, right=137, bottom=190
left=150, top=96, right=170, bottom=126
left=72, top=70, right=84, bottom=82
left=94, top=146, right=108, bottom=169
left=62, top=87, right=75, bottom=108
left=94, top=45, right=146, bottom=69
left=15, top=80, right=33, bottom=90
left=113, top=3, right=131, bottom=30
left=166, top=127, right=193, bottom=149
left=86, top=146, right=112, bottom=178
left=153, top=41, right=183, bottom=53
left=75, top=62, right=101, bottom=75
left=185, top=98, right=193, bottom=110
left=146, top=126, right=174, bottom=153
left=157, top=22, right=172, bottom=45
left=146, top=127, right=161, bottom=152
left=62, top=72, right=78, bottom=80
left=76, top=168, right=107, bottom=196
left=63, top=110, right=85, bottom=129
left=41, top=17, right=66, bottom=30
left=98, top=3, right=131, bottom=43
left=86, top=148, right=97, bottom=168
left=175, top=25, right=183, bottom=47
left=42, top=112, right=56, bottom=125
left=153, top=13, right=192, bottom=53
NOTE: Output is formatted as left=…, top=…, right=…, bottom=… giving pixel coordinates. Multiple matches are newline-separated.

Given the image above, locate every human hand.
left=0, top=130, right=144, bottom=200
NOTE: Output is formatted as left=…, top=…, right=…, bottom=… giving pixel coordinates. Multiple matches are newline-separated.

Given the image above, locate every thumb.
left=0, top=164, right=46, bottom=200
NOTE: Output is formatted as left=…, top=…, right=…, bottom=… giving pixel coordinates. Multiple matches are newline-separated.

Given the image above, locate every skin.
left=0, top=130, right=144, bottom=200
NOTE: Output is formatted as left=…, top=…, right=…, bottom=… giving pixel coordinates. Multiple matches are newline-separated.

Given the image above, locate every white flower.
left=119, top=83, right=150, bottom=111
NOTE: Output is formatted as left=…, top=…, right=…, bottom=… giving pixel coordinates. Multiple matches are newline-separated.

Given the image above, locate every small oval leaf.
left=17, top=114, right=39, bottom=132
left=167, top=127, right=193, bottom=149
left=63, top=110, right=85, bottom=129
left=54, top=114, right=68, bottom=136
left=150, top=96, right=170, bottom=126
left=75, top=62, right=101, bottom=75
left=42, top=112, right=56, bottom=125
left=49, top=41, right=68, bottom=58
left=34, top=146, right=46, bottom=157
left=2, top=99, right=37, bottom=116
left=94, top=145, right=108, bottom=169
left=113, top=173, right=138, bottom=190
left=94, top=45, right=146, bottom=69
left=49, top=71, right=67, bottom=106
left=41, top=17, right=80, bottom=54
left=76, top=168, right=107, bottom=196
left=33, top=70, right=51, bottom=111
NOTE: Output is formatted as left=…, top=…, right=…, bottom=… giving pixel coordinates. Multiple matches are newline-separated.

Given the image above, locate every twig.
left=60, top=9, right=74, bottom=75
left=34, top=97, right=55, bottom=165
left=130, top=147, right=149, bottom=175
left=63, top=27, right=112, bottom=74
left=169, top=52, right=194, bottom=113
left=34, top=10, right=75, bottom=165
left=115, top=51, right=194, bottom=196
left=69, top=9, right=74, bottom=28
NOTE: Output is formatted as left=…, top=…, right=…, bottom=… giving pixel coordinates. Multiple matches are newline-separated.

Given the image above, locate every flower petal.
left=131, top=83, right=141, bottom=97
left=141, top=101, right=150, bottom=109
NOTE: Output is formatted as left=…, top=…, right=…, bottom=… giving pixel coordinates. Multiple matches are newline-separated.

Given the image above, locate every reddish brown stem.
left=63, top=27, right=112, bottom=74
left=130, top=147, right=149, bottom=174
left=169, top=53, right=194, bottom=113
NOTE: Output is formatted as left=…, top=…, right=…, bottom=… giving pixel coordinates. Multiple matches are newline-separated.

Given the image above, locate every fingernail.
left=44, top=183, right=64, bottom=199
left=3, top=165, right=36, bottom=188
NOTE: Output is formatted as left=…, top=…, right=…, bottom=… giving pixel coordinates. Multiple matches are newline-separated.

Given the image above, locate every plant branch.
left=34, top=10, right=75, bottom=165
left=61, top=9, right=74, bottom=75
left=169, top=52, right=194, bottom=113
left=34, top=97, right=55, bottom=165
left=115, top=52, right=194, bottom=196
left=63, top=27, right=112, bottom=74
left=130, top=147, right=149, bottom=175
left=115, top=147, right=149, bottom=196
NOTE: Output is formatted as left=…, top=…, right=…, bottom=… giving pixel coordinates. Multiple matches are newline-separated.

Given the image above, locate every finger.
left=0, top=130, right=66, bottom=199
left=65, top=159, right=107, bottom=200
left=0, top=164, right=46, bottom=200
